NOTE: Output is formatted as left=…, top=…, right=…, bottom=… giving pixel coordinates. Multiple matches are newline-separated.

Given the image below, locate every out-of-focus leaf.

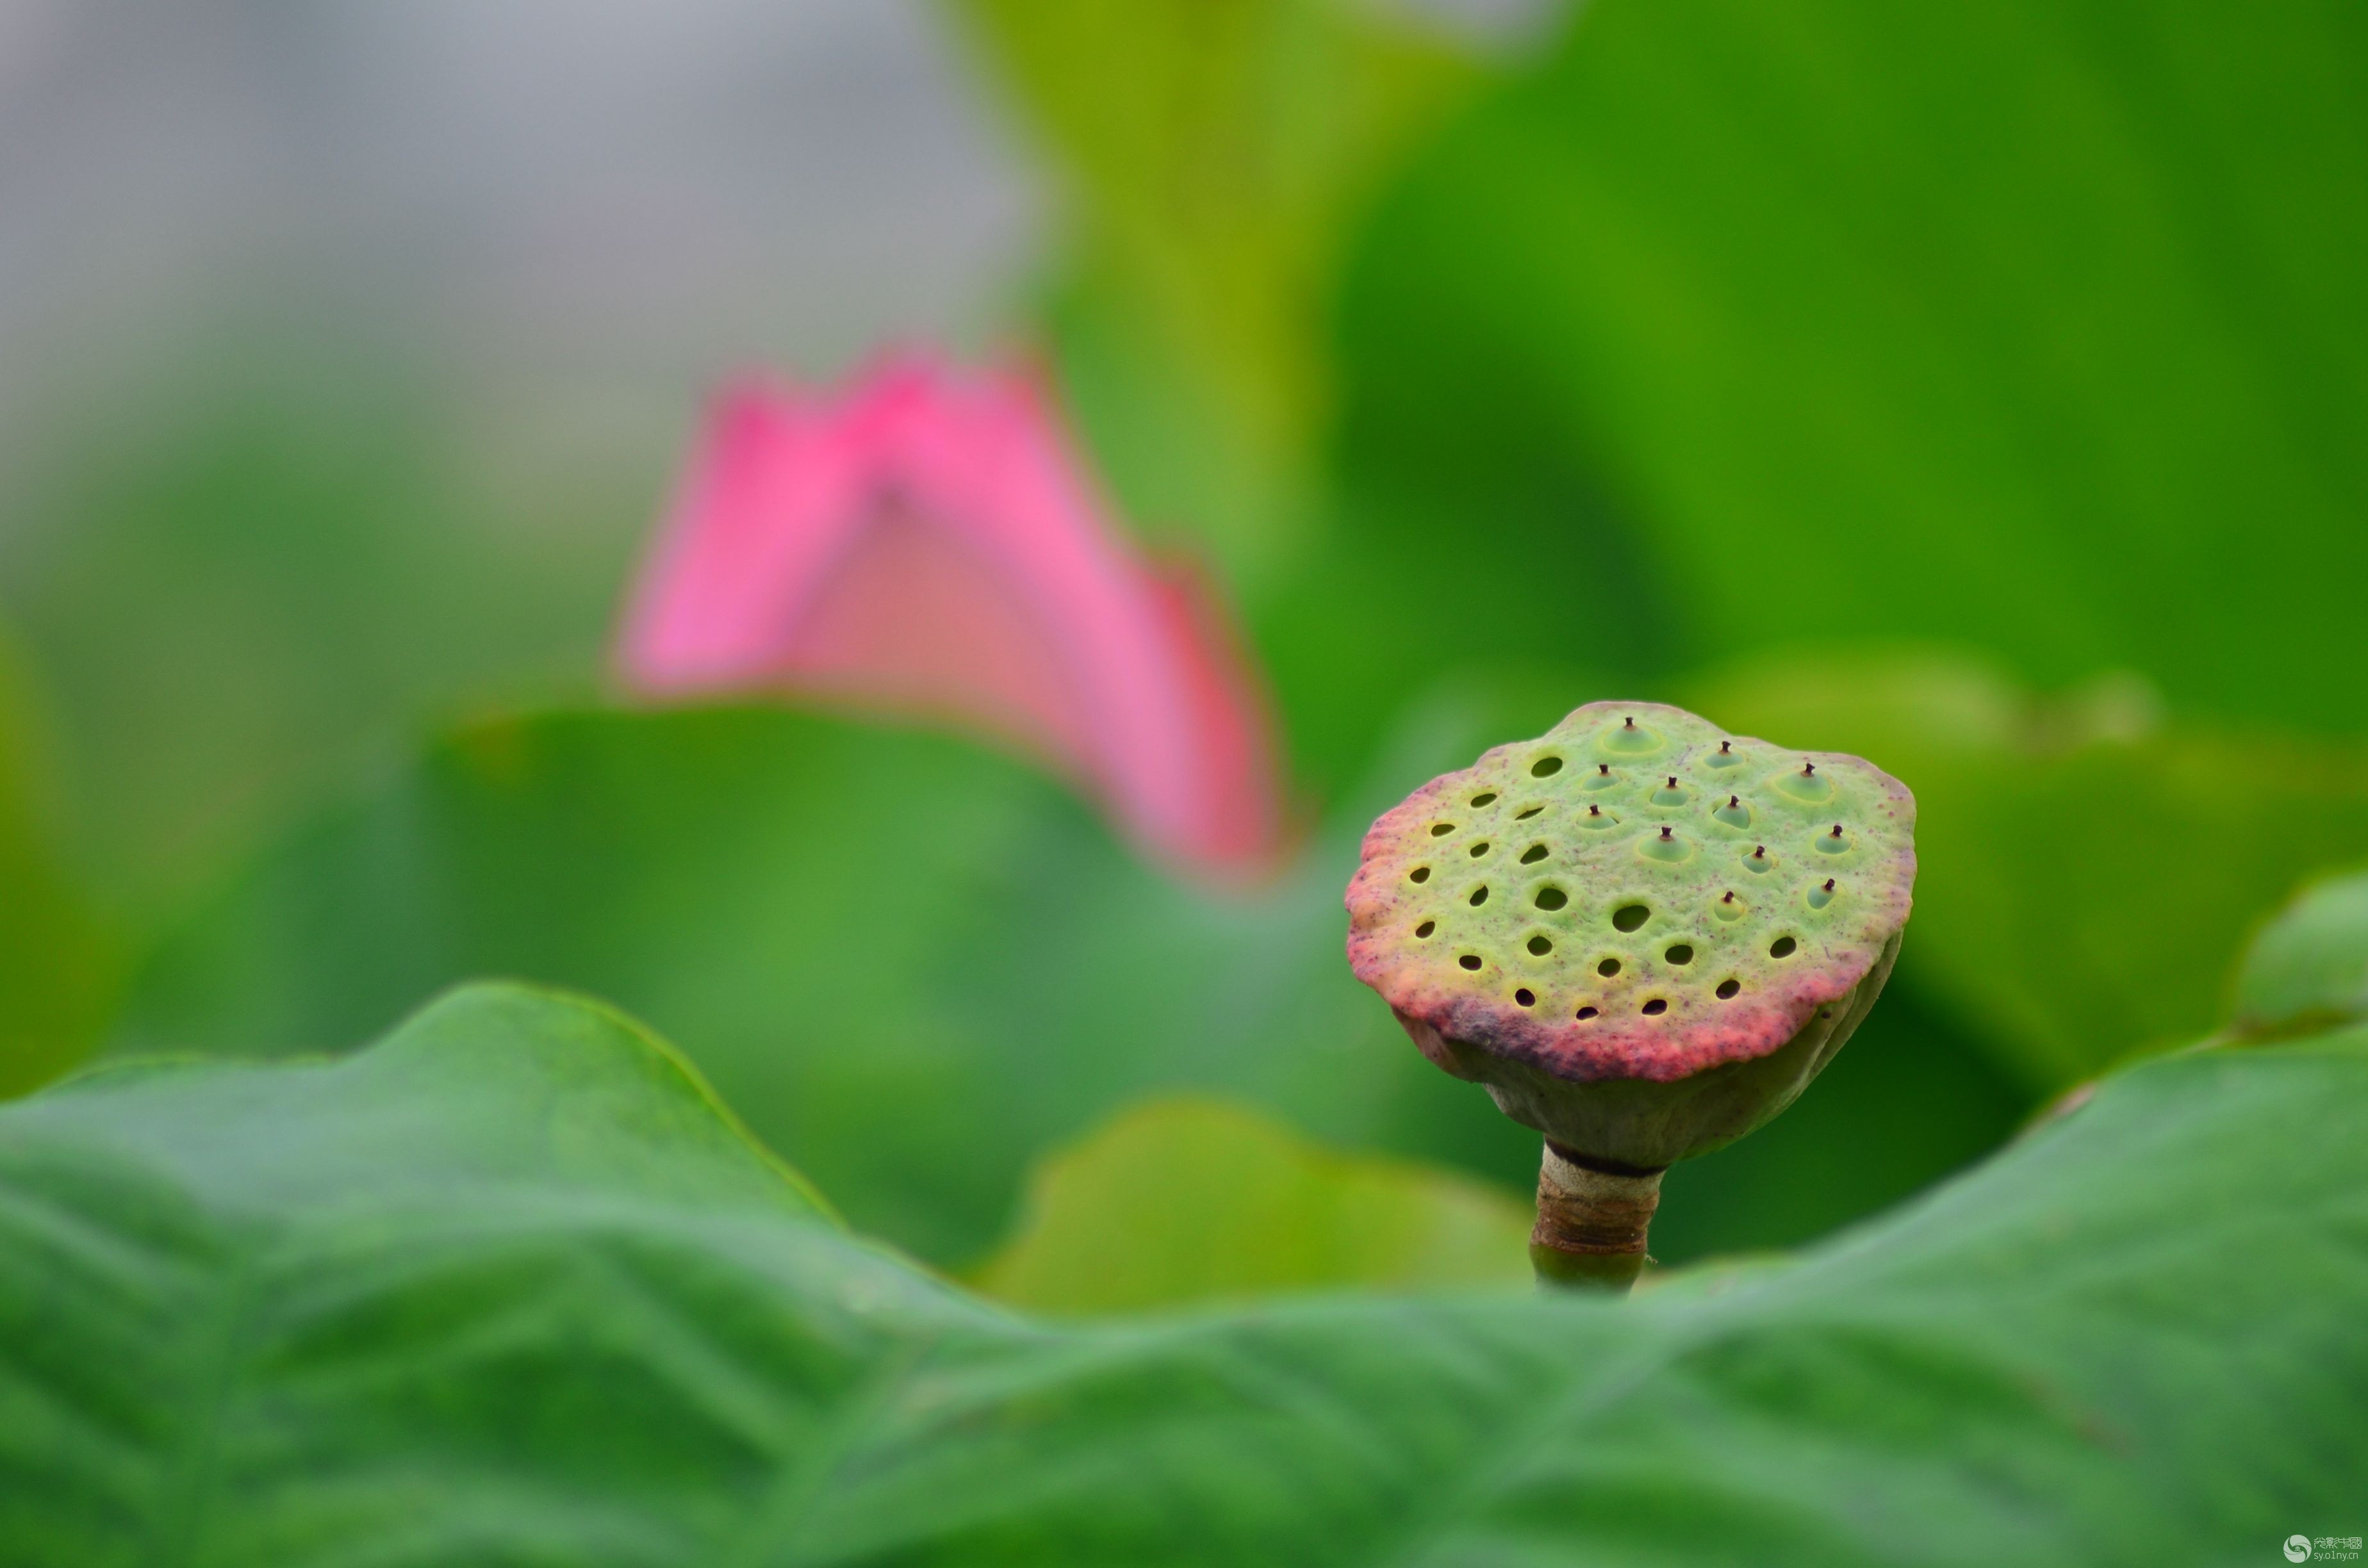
left=1685, top=647, right=2368, bottom=1088
left=115, top=703, right=1529, bottom=1266
left=972, top=1095, right=1533, bottom=1312
left=0, top=332, right=645, bottom=903
left=117, top=694, right=2027, bottom=1268
left=946, top=0, right=1481, bottom=585
left=2232, top=867, right=2368, bottom=1040
left=1336, top=0, right=2368, bottom=734
left=0, top=639, right=117, bottom=1095
left=11, top=983, right=2365, bottom=1561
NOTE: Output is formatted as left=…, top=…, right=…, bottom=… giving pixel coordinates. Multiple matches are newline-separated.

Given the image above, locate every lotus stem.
left=1529, top=1141, right=1663, bottom=1291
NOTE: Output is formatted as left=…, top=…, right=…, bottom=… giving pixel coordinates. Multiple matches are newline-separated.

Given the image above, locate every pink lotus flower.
left=616, top=354, right=1284, bottom=876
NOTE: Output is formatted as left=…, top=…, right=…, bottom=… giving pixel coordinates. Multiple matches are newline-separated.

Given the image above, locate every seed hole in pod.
left=1706, top=739, right=1743, bottom=770
left=1716, top=979, right=1741, bottom=999
left=1472, top=792, right=1498, bottom=808
left=1598, top=957, right=1622, bottom=977
left=1470, top=841, right=1491, bottom=858
left=1807, top=879, right=1835, bottom=910
left=1459, top=953, right=1483, bottom=971
left=1515, top=988, right=1536, bottom=1008
left=1613, top=902, right=1650, bottom=932
left=1409, top=867, right=1430, bottom=883
left=1714, top=794, right=1752, bottom=828
left=1431, top=823, right=1454, bottom=837
left=1527, top=935, right=1554, bottom=956
left=1641, top=999, right=1668, bottom=1016
left=1531, top=755, right=1565, bottom=778
left=1520, top=844, right=1549, bottom=864
left=1515, top=806, right=1543, bottom=820
left=1534, top=886, right=1568, bottom=911
left=1770, top=936, right=1797, bottom=958
left=1470, top=886, right=1490, bottom=906
left=1650, top=776, right=1688, bottom=806
left=1415, top=920, right=1436, bottom=938
left=1576, top=1006, right=1600, bottom=1020
left=1665, top=943, right=1695, bottom=965
left=1584, top=764, right=1620, bottom=792
left=1714, top=891, right=1745, bottom=922
left=1580, top=805, right=1618, bottom=831
left=1817, top=824, right=1850, bottom=854
left=1744, top=845, right=1774, bottom=875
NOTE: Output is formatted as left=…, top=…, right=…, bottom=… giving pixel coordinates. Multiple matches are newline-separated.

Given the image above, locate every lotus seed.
left=1640, top=826, right=1691, bottom=863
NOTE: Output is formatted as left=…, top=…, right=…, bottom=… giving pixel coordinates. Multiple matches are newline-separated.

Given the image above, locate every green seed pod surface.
left=1346, top=701, right=1916, bottom=1167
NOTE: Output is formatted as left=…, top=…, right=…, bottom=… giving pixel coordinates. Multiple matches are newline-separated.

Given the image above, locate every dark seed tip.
left=1823, top=878, right=1836, bottom=891
left=1659, top=826, right=1673, bottom=839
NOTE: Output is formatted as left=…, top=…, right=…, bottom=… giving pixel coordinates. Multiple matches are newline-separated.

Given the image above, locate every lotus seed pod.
left=1344, top=700, right=1916, bottom=1287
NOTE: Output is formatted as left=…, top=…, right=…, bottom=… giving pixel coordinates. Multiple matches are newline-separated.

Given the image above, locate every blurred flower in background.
left=618, top=355, right=1283, bottom=873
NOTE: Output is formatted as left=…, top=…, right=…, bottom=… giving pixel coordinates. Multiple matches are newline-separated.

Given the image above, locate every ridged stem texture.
left=1531, top=1141, right=1663, bottom=1292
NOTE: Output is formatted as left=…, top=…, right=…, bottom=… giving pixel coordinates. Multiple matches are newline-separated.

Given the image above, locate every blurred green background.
left=4, top=0, right=2364, bottom=1285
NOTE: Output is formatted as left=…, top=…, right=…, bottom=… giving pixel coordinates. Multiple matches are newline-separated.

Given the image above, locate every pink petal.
left=616, top=353, right=1285, bottom=876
